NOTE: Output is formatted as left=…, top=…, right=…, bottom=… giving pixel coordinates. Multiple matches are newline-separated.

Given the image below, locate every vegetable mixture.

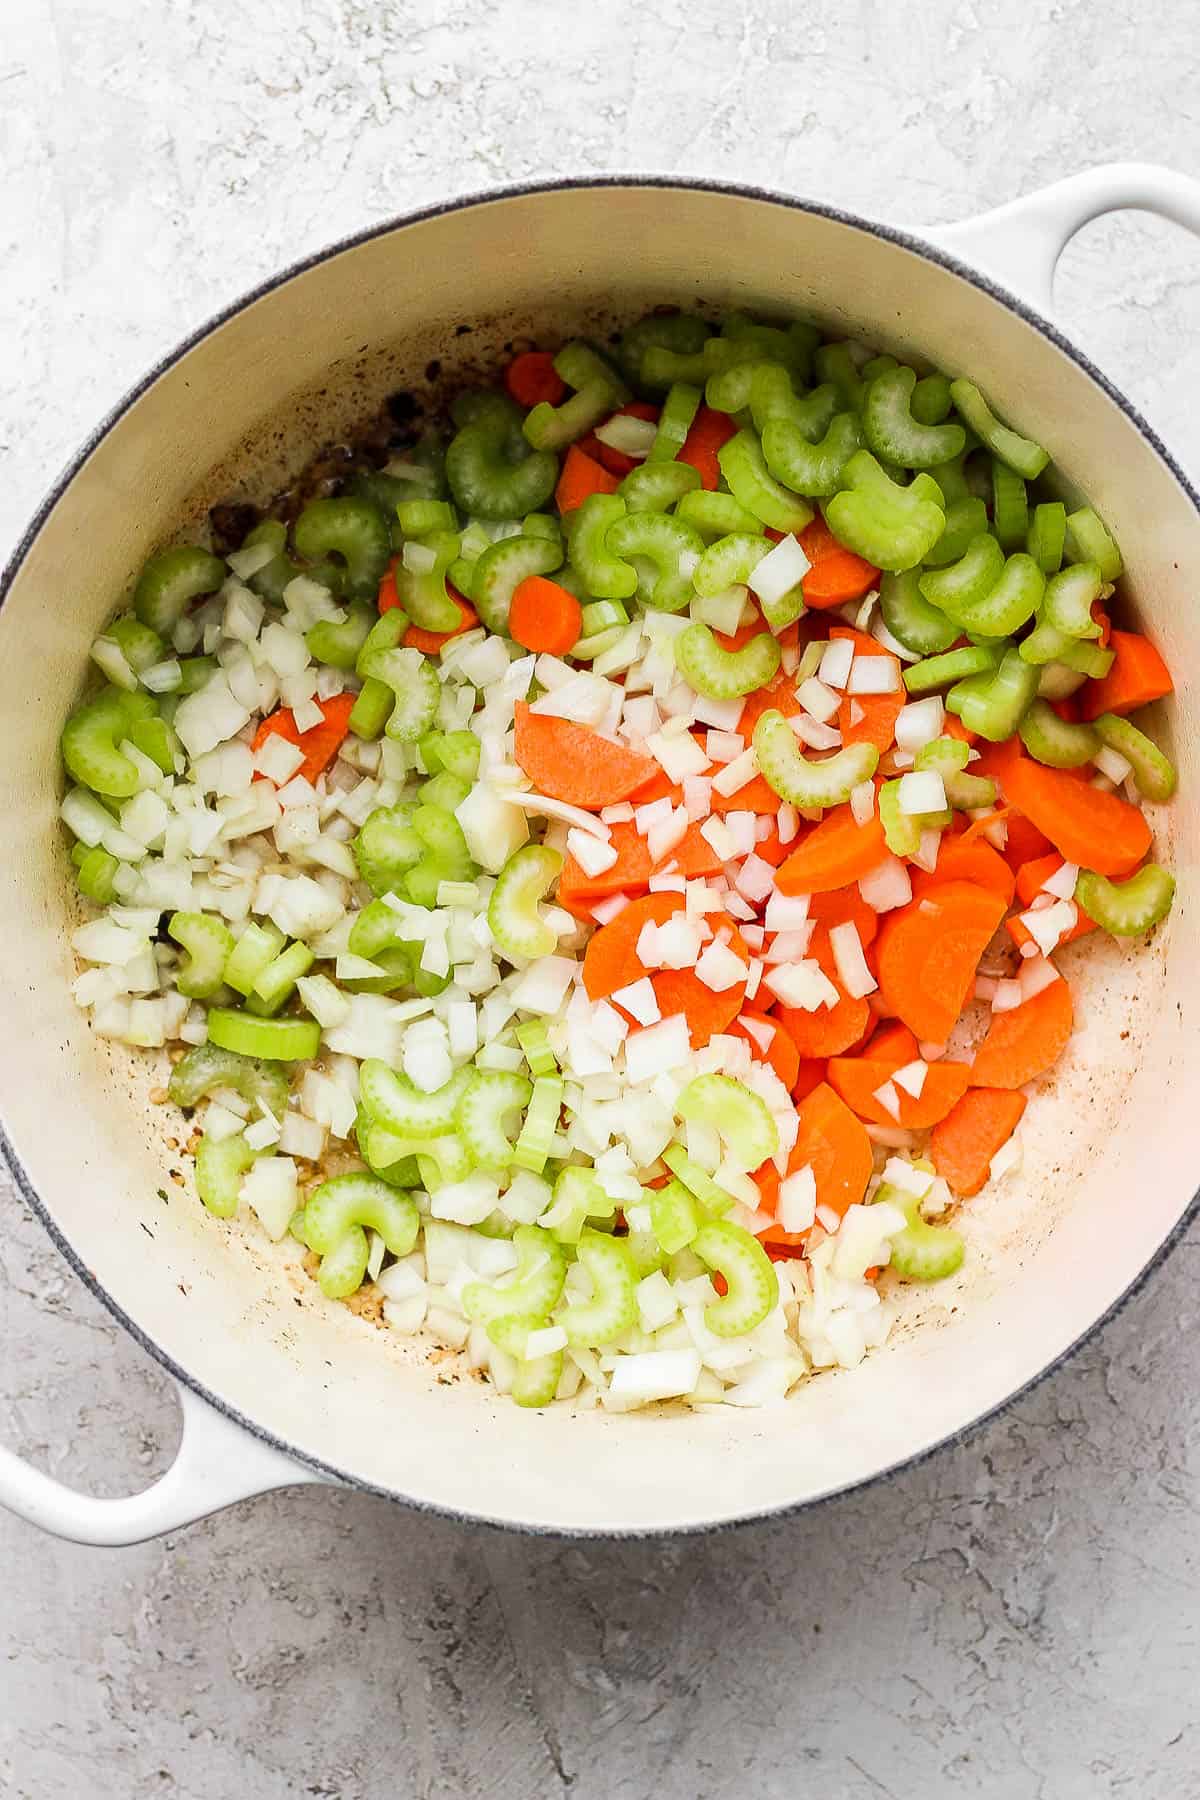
left=60, top=311, right=1177, bottom=1412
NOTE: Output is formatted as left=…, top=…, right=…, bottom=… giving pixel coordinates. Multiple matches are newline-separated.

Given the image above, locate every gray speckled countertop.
left=3, top=4, right=1200, bottom=1795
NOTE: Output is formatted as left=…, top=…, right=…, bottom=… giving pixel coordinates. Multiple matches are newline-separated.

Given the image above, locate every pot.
left=2, top=164, right=1198, bottom=1542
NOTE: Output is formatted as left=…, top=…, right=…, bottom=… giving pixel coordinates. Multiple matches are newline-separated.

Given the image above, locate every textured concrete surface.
left=3, top=2, right=1200, bottom=1795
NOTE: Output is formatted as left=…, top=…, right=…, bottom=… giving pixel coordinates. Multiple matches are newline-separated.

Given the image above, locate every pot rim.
left=4, top=172, right=1198, bottom=1540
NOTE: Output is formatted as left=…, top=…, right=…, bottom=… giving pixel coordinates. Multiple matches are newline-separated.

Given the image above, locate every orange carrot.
left=738, top=668, right=801, bottom=738
left=1006, top=852, right=1095, bottom=949
left=776, top=805, right=887, bottom=895
left=1000, top=811, right=1054, bottom=869
left=591, top=402, right=659, bottom=476
left=1090, top=600, right=1112, bottom=648
left=583, top=893, right=682, bottom=1000
left=910, top=838, right=1016, bottom=907
left=802, top=547, right=880, bottom=609
left=943, top=714, right=978, bottom=747
left=825, top=628, right=905, bottom=753
left=969, top=977, right=1073, bottom=1088
left=1078, top=628, right=1173, bottom=720
left=875, top=880, right=1009, bottom=1042
left=557, top=817, right=722, bottom=904
left=505, top=350, right=566, bottom=408
left=826, top=1055, right=970, bottom=1129
left=930, top=1088, right=1027, bottom=1197
left=709, top=772, right=786, bottom=816
left=627, top=767, right=676, bottom=804
left=798, top=518, right=838, bottom=561
left=773, top=929, right=872, bottom=1057
left=654, top=923, right=750, bottom=1048
left=785, top=1081, right=874, bottom=1220
left=861, top=1020, right=920, bottom=1062
left=403, top=588, right=479, bottom=654
left=807, top=884, right=880, bottom=949
left=251, top=691, right=357, bottom=786
left=1001, top=752, right=1151, bottom=876
left=555, top=444, right=619, bottom=514
left=791, top=1057, right=829, bottom=1102
left=508, top=575, right=583, bottom=656
left=731, top=1009, right=801, bottom=1092
left=513, top=703, right=658, bottom=807
left=678, top=406, right=737, bottom=489
left=377, top=556, right=402, bottom=613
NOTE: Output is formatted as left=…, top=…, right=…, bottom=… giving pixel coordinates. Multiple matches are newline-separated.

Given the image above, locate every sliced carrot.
left=1000, top=811, right=1054, bottom=869
left=798, top=518, right=838, bottom=562
left=251, top=691, right=357, bottom=786
left=557, top=817, right=722, bottom=903
left=505, top=350, right=566, bottom=409
left=753, top=821, right=799, bottom=867
left=1078, top=629, right=1172, bottom=720
left=508, top=575, right=583, bottom=656
left=807, top=884, right=880, bottom=949
left=513, top=703, right=658, bottom=807
left=875, top=880, right=1009, bottom=1043
left=970, top=733, right=1024, bottom=794
left=737, top=668, right=801, bottom=738
left=910, top=838, right=1016, bottom=907
left=582, top=893, right=682, bottom=999
left=792, top=1057, right=829, bottom=1102
left=943, top=714, right=978, bottom=747
left=653, top=923, right=750, bottom=1048
left=860, top=1020, right=920, bottom=1062
left=826, top=1055, right=971, bottom=1129
left=776, top=805, right=887, bottom=895
left=772, top=928, right=872, bottom=1058
left=827, top=628, right=906, bottom=756
left=1049, top=693, right=1081, bottom=724
left=709, top=772, right=786, bottom=816
left=715, top=610, right=773, bottom=654
left=591, top=402, right=659, bottom=476
left=1008, top=852, right=1096, bottom=946
left=969, top=977, right=1074, bottom=1088
left=627, top=767, right=676, bottom=804
left=555, top=444, right=619, bottom=514
left=377, top=555, right=402, bottom=613
left=678, top=406, right=737, bottom=490
left=802, top=548, right=880, bottom=609
left=1001, top=752, right=1151, bottom=877
left=1090, top=600, right=1112, bottom=648
left=930, top=1088, right=1028, bottom=1198
left=404, top=588, right=478, bottom=654
left=788, top=1082, right=874, bottom=1220
left=730, top=1009, right=801, bottom=1092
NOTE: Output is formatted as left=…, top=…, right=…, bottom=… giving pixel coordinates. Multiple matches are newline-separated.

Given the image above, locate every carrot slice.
left=508, top=575, right=583, bottom=655
left=709, top=773, right=785, bottom=816
left=678, top=405, right=737, bottom=489
left=1000, top=811, right=1055, bottom=869
left=772, top=929, right=871, bottom=1057
left=730, top=1009, right=801, bottom=1091
left=875, top=880, right=1009, bottom=1042
left=653, top=922, right=750, bottom=1048
left=792, top=1057, right=829, bottom=1102
left=404, top=589, right=479, bottom=654
left=910, top=838, right=1016, bottom=907
left=807, top=884, right=880, bottom=949
left=860, top=1020, right=920, bottom=1062
left=1078, top=629, right=1173, bottom=721
left=557, top=818, right=722, bottom=903
left=251, top=692, right=356, bottom=786
left=930, top=1088, right=1028, bottom=1197
left=377, top=556, right=402, bottom=613
left=943, top=714, right=978, bottom=747
left=1005, top=853, right=1095, bottom=950
left=776, top=805, right=887, bottom=895
left=591, top=402, right=660, bottom=476
left=802, top=548, right=880, bottom=609
left=969, top=977, right=1074, bottom=1088
left=627, top=766, right=676, bottom=804
left=1001, top=752, right=1151, bottom=877
left=582, top=893, right=681, bottom=999
left=788, top=1081, right=874, bottom=1220
left=505, top=350, right=566, bottom=409
left=826, top=1056, right=971, bottom=1129
left=738, top=668, right=801, bottom=738
left=513, top=703, right=658, bottom=807
left=555, top=444, right=619, bottom=514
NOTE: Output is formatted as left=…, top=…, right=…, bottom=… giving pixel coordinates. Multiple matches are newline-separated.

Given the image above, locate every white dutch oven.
left=2, top=165, right=1198, bottom=1544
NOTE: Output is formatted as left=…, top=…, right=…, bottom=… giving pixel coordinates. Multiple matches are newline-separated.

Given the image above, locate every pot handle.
left=921, top=162, right=1200, bottom=316
left=0, top=1381, right=327, bottom=1545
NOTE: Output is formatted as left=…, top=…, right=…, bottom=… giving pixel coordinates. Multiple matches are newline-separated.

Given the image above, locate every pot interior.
left=0, top=184, right=1194, bottom=1532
